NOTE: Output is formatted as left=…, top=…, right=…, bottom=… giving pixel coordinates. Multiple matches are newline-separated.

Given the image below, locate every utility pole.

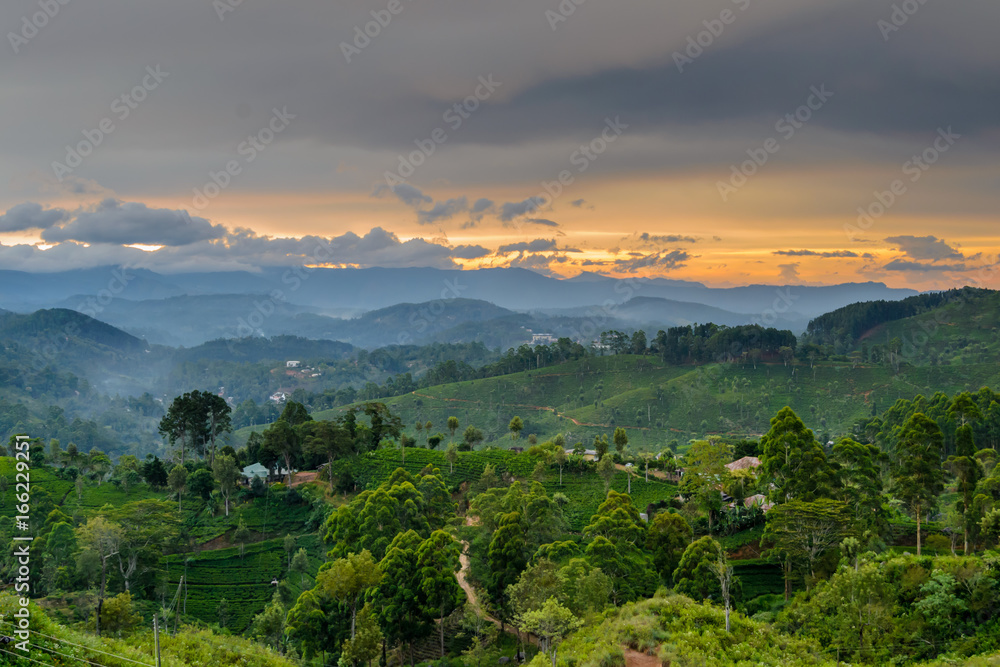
left=153, top=614, right=162, bottom=667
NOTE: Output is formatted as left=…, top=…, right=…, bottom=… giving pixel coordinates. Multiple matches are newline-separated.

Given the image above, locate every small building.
left=242, top=463, right=269, bottom=482
left=531, top=333, right=557, bottom=345
left=269, top=391, right=289, bottom=404
left=286, top=360, right=301, bottom=368
left=725, top=456, right=761, bottom=472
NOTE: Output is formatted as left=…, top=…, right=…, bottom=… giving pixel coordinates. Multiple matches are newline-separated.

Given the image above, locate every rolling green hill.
left=308, top=354, right=1000, bottom=449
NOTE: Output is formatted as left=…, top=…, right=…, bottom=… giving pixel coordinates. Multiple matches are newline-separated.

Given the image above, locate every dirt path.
left=290, top=471, right=318, bottom=487
left=623, top=648, right=660, bottom=667
left=457, top=539, right=539, bottom=648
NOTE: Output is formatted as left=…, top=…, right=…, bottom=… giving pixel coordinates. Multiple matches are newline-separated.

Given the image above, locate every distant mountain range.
left=0, top=266, right=918, bottom=347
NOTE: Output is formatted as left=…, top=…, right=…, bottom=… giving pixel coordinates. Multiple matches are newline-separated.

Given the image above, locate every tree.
left=375, top=531, right=432, bottom=667
left=445, top=442, right=458, bottom=474
left=831, top=438, right=886, bottom=534
left=582, top=491, right=657, bottom=604
left=302, top=419, right=353, bottom=494
left=596, top=455, right=616, bottom=493
left=681, top=439, right=732, bottom=534
left=108, top=499, right=179, bottom=593
left=159, top=390, right=231, bottom=465
left=319, top=550, right=384, bottom=640
left=417, top=530, right=464, bottom=657
left=891, top=413, right=944, bottom=555
left=77, top=516, right=123, bottom=637
left=98, top=591, right=140, bottom=637
left=488, top=512, right=529, bottom=629
left=212, top=454, right=241, bottom=516
left=339, top=603, right=383, bottom=667
left=762, top=498, right=853, bottom=592
left=517, top=597, right=582, bottom=667
left=948, top=424, right=983, bottom=554
left=613, top=427, right=628, bottom=455
left=233, top=515, right=251, bottom=559
left=553, top=446, right=567, bottom=486
left=251, top=590, right=287, bottom=651
left=673, top=536, right=723, bottom=601
left=263, top=418, right=300, bottom=484
left=463, top=425, right=484, bottom=451
left=168, top=465, right=188, bottom=511
left=646, top=512, right=692, bottom=586
left=715, top=555, right=734, bottom=633
left=447, top=416, right=459, bottom=439
left=291, top=548, right=310, bottom=586
left=760, top=407, right=833, bottom=503
left=187, top=468, right=215, bottom=501
left=594, top=434, right=609, bottom=460
left=141, top=456, right=168, bottom=489
left=217, top=598, right=230, bottom=629
left=509, top=416, right=524, bottom=441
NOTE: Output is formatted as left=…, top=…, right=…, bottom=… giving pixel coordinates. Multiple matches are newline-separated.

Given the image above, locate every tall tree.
left=168, top=465, right=188, bottom=512
left=262, top=418, right=300, bottom=484
left=319, top=550, right=383, bottom=639
left=517, top=597, right=582, bottom=667
left=509, top=416, right=524, bottom=441
left=831, top=438, right=887, bottom=534
left=681, top=439, right=732, bottom=534
left=948, top=424, right=983, bottom=554
left=762, top=498, right=853, bottom=589
left=613, top=427, right=628, bottom=455
left=891, top=412, right=944, bottom=556
left=646, top=512, right=693, bottom=586
left=212, top=454, right=241, bottom=516
left=417, top=530, right=464, bottom=657
left=302, top=419, right=353, bottom=494
left=760, top=407, right=833, bottom=503
left=77, top=516, right=123, bottom=637
left=375, top=531, right=432, bottom=667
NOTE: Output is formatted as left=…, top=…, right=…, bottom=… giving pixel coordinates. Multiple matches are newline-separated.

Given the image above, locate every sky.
left=1, top=0, right=998, bottom=289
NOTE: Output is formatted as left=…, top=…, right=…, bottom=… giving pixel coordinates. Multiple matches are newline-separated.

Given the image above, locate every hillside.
left=312, top=354, right=1000, bottom=448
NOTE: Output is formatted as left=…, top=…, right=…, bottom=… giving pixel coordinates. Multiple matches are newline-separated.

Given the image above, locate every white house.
left=286, top=360, right=301, bottom=368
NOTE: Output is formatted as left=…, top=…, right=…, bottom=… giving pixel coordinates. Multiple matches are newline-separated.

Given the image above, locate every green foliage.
left=892, top=412, right=945, bottom=555
left=646, top=512, right=692, bottom=586
left=760, top=407, right=833, bottom=503
left=673, top=536, right=724, bottom=601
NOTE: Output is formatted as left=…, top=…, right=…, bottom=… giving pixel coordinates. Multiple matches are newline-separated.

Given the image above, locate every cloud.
left=417, top=196, right=469, bottom=224
left=612, top=249, right=691, bottom=273
left=637, top=232, right=700, bottom=245
left=376, top=183, right=433, bottom=207
left=525, top=218, right=559, bottom=227
left=570, top=198, right=594, bottom=210
left=0, top=202, right=69, bottom=232
left=498, top=239, right=559, bottom=254
left=778, top=263, right=801, bottom=282
left=41, top=199, right=226, bottom=246
left=884, top=235, right=964, bottom=262
left=499, top=197, right=545, bottom=222
left=450, top=244, right=491, bottom=259
left=773, top=249, right=859, bottom=258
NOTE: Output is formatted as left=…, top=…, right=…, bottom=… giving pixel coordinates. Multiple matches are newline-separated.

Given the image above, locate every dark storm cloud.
left=0, top=202, right=68, bottom=232
left=417, top=197, right=469, bottom=224
left=884, top=235, right=964, bottom=262
left=498, top=239, right=559, bottom=254
left=612, top=249, right=691, bottom=273
left=41, top=199, right=226, bottom=246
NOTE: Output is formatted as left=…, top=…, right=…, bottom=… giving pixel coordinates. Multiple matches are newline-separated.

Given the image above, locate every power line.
left=28, top=640, right=154, bottom=667
left=0, top=645, right=60, bottom=667
left=0, top=620, right=153, bottom=666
